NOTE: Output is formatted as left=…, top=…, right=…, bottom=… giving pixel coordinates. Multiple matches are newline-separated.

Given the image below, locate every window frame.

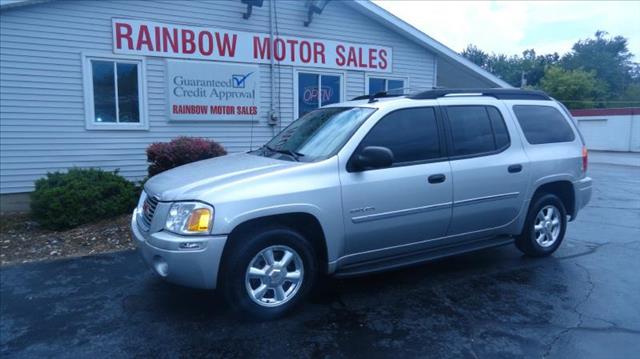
left=442, top=105, right=512, bottom=160
left=364, top=74, right=409, bottom=94
left=82, top=52, right=148, bottom=130
left=347, top=106, right=448, bottom=172
left=293, top=68, right=345, bottom=119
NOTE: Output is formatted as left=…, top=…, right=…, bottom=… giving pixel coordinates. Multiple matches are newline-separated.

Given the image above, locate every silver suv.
left=132, top=88, right=592, bottom=319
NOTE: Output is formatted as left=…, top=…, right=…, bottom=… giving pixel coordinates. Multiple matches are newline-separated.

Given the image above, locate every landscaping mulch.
left=0, top=213, right=134, bottom=266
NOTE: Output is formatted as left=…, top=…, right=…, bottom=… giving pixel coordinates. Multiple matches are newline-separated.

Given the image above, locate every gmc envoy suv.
left=132, top=88, right=592, bottom=319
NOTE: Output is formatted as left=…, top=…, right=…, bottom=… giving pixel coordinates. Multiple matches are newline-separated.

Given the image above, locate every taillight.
left=582, top=146, right=588, bottom=172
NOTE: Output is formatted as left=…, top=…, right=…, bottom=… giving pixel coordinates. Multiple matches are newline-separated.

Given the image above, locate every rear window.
left=513, top=105, right=575, bottom=144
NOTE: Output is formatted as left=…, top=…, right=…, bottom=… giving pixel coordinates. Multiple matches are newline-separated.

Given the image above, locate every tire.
left=220, top=226, right=318, bottom=320
left=515, top=193, right=567, bottom=257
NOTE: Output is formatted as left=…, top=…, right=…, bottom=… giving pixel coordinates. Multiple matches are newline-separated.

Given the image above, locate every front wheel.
left=516, top=193, right=567, bottom=257
left=220, top=226, right=318, bottom=320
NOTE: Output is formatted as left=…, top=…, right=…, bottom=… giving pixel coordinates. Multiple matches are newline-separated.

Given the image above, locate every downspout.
left=268, top=0, right=277, bottom=133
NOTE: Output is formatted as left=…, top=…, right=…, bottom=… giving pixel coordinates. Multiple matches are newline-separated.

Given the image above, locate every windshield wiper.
left=263, top=145, right=304, bottom=161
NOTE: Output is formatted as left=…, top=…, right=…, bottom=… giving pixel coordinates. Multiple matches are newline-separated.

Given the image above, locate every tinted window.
left=513, top=105, right=575, bottom=144
left=358, top=107, right=441, bottom=164
left=446, top=106, right=497, bottom=156
left=487, top=106, right=510, bottom=149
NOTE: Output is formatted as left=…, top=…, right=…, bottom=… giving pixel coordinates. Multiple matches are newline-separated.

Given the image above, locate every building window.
left=367, top=77, right=406, bottom=95
left=83, top=55, right=146, bottom=130
left=296, top=71, right=343, bottom=118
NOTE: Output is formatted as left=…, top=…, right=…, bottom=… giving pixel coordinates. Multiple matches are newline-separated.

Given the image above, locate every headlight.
left=164, top=202, right=213, bottom=235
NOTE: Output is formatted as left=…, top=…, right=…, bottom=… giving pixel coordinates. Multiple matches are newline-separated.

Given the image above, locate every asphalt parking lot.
left=1, top=160, right=639, bottom=358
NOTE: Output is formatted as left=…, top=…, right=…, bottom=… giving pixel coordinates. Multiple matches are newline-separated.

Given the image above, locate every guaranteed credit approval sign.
left=112, top=19, right=392, bottom=72
left=167, top=60, right=260, bottom=121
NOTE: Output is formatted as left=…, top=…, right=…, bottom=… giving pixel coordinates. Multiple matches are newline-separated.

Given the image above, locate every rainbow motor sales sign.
left=112, top=18, right=393, bottom=72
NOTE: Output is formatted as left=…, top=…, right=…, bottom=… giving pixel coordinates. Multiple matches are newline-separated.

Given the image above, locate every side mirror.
left=351, top=146, right=394, bottom=171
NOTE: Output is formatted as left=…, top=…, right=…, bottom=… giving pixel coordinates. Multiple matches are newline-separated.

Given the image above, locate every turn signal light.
left=186, top=208, right=211, bottom=232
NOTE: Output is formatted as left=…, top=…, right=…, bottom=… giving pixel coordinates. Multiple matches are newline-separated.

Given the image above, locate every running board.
left=334, top=235, right=514, bottom=278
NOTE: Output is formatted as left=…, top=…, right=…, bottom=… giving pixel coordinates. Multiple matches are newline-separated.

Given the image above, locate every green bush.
left=30, top=168, right=138, bottom=230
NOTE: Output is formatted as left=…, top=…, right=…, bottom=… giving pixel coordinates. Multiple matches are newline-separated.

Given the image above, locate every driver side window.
left=357, top=107, right=442, bottom=165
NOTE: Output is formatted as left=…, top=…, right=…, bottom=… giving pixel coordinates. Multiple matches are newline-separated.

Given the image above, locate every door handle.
left=508, top=164, right=523, bottom=173
left=428, top=174, right=446, bottom=184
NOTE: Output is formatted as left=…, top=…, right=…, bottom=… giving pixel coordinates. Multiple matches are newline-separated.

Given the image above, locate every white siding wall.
left=576, top=114, right=640, bottom=152
left=0, top=0, right=436, bottom=194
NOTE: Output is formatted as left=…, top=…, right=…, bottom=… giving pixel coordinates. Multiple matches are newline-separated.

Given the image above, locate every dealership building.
left=0, top=0, right=509, bottom=210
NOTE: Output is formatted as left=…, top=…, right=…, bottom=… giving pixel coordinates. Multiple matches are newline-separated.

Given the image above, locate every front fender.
left=215, top=203, right=345, bottom=268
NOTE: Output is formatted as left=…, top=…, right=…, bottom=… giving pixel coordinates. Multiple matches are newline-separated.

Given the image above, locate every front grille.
left=141, top=193, right=159, bottom=229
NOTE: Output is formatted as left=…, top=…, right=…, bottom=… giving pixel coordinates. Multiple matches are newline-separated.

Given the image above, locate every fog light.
left=152, top=256, right=168, bottom=277
left=179, top=242, right=202, bottom=250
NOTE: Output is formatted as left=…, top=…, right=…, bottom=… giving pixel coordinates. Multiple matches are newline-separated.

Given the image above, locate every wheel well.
left=533, top=181, right=576, bottom=218
left=223, top=213, right=329, bottom=271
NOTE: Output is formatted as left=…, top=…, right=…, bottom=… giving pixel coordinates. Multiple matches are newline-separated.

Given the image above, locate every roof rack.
left=408, top=88, right=552, bottom=101
left=351, top=91, right=404, bottom=103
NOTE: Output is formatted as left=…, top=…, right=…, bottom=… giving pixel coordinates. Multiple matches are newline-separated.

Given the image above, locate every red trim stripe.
left=570, top=108, right=640, bottom=117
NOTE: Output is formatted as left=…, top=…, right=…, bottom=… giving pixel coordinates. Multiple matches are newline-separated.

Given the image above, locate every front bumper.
left=131, top=213, right=227, bottom=289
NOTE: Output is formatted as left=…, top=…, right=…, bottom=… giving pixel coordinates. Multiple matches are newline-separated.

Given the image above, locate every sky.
left=372, top=1, right=640, bottom=60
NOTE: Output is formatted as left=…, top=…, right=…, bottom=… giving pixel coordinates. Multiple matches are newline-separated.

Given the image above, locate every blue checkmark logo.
left=232, top=72, right=253, bottom=88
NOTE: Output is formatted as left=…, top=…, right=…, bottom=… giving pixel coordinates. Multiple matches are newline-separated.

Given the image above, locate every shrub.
left=30, top=168, right=138, bottom=230
left=146, top=136, right=227, bottom=177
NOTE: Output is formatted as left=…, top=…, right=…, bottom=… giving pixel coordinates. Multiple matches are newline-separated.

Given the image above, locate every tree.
left=461, top=45, right=490, bottom=69
left=462, top=46, right=559, bottom=88
left=460, top=31, right=640, bottom=108
left=539, top=66, right=607, bottom=109
left=520, top=49, right=560, bottom=87
left=561, top=31, right=635, bottom=99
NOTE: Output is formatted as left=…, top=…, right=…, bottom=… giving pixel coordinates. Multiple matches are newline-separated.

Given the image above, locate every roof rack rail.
left=351, top=91, right=404, bottom=103
left=408, top=88, right=552, bottom=101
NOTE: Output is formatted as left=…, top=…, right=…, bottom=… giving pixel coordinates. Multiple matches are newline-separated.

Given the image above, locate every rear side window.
left=358, top=107, right=441, bottom=164
left=445, top=106, right=511, bottom=157
left=513, top=105, right=575, bottom=144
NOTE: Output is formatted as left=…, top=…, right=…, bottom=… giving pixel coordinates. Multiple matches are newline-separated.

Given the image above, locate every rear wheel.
left=221, top=226, right=317, bottom=320
left=516, top=193, right=567, bottom=257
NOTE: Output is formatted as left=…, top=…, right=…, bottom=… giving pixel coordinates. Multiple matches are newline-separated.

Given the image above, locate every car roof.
left=327, top=88, right=555, bottom=110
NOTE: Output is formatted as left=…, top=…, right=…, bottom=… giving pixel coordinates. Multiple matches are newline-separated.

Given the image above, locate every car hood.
left=144, top=152, right=300, bottom=201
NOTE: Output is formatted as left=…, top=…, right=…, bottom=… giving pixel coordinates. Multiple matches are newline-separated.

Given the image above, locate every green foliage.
left=561, top=31, right=635, bottom=99
left=619, top=83, right=640, bottom=107
left=540, top=67, right=607, bottom=109
left=462, top=31, right=640, bottom=109
left=462, top=45, right=560, bottom=87
left=31, top=168, right=138, bottom=230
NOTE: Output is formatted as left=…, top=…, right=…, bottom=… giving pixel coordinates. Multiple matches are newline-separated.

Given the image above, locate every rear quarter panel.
left=504, top=100, right=584, bottom=203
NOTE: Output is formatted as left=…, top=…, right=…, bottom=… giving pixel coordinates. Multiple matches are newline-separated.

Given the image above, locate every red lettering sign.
left=113, top=19, right=392, bottom=72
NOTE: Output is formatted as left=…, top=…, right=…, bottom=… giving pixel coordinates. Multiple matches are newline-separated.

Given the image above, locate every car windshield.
left=257, top=107, right=376, bottom=162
